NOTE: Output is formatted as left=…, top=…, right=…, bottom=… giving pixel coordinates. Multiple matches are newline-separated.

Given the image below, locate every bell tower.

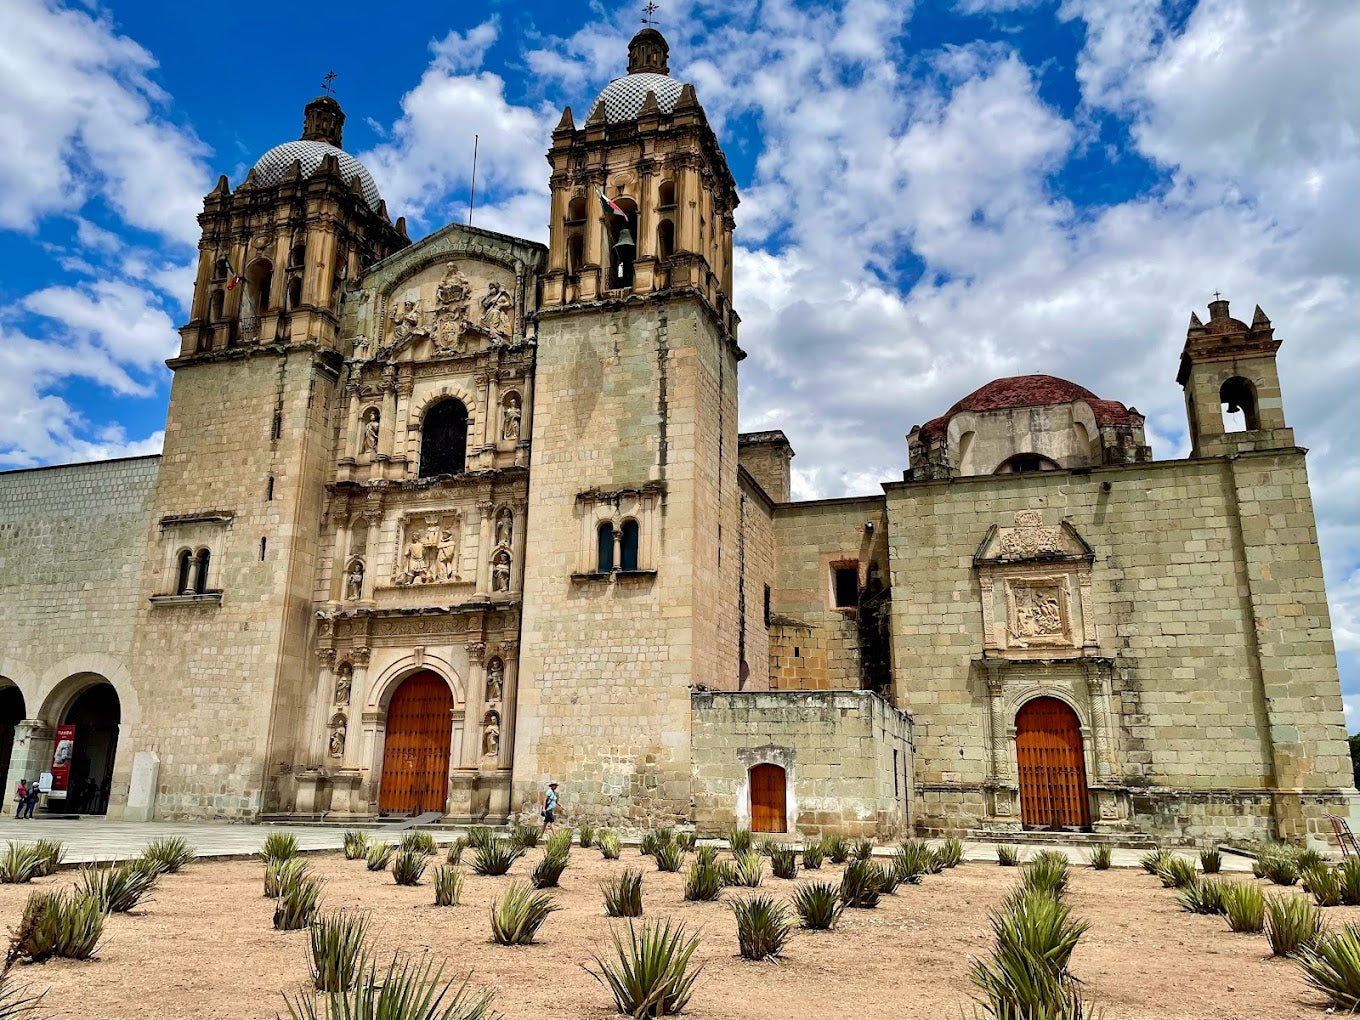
left=516, top=30, right=743, bottom=826
left=1177, top=297, right=1293, bottom=457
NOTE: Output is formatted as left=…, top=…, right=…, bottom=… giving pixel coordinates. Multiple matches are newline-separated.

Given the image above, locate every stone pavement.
left=0, top=816, right=1256, bottom=872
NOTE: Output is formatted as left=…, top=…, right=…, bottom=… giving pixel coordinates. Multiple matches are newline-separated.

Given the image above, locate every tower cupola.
left=301, top=95, right=345, bottom=147
left=627, top=27, right=670, bottom=74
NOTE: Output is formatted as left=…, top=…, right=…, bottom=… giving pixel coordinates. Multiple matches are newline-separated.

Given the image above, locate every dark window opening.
left=763, top=584, right=772, bottom=628
left=209, top=289, right=224, bottom=322
left=657, top=219, right=675, bottom=261
left=995, top=452, right=1060, bottom=474
left=658, top=180, right=676, bottom=207
left=259, top=537, right=267, bottom=561
left=1220, top=376, right=1260, bottom=432
left=246, top=259, right=273, bottom=314
left=597, top=522, right=615, bottom=572
left=620, top=519, right=640, bottom=571
left=418, top=399, right=469, bottom=478
left=271, top=411, right=282, bottom=441
left=288, top=243, right=306, bottom=269
left=193, top=548, right=211, bottom=594
left=793, top=646, right=800, bottom=659
left=266, top=475, right=275, bottom=501
left=176, top=550, right=193, bottom=594
left=287, top=276, right=303, bottom=310
left=213, top=257, right=230, bottom=280
left=833, top=565, right=859, bottom=609
left=606, top=199, right=638, bottom=289
left=567, top=233, right=585, bottom=276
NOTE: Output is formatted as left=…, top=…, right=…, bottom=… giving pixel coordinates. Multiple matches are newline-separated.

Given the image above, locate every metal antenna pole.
left=468, top=134, right=480, bottom=227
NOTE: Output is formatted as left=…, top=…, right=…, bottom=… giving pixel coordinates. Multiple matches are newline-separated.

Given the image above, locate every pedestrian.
left=13, top=778, right=27, bottom=819
left=22, top=779, right=38, bottom=819
left=539, top=781, right=559, bottom=836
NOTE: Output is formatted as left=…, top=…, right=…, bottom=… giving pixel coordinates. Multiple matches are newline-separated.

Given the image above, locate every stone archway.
left=378, top=670, right=454, bottom=816
left=1015, top=696, right=1090, bottom=829
left=59, top=682, right=121, bottom=815
left=0, top=683, right=25, bottom=800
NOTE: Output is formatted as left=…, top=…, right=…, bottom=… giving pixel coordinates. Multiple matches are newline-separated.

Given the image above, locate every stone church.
left=0, top=28, right=1352, bottom=846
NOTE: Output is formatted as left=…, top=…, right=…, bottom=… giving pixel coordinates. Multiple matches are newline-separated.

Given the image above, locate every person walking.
left=539, top=781, right=559, bottom=836
left=13, top=778, right=27, bottom=819
left=22, top=780, right=39, bottom=819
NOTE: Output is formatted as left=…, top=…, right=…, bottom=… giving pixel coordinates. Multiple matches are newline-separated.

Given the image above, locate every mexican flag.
left=596, top=187, right=625, bottom=218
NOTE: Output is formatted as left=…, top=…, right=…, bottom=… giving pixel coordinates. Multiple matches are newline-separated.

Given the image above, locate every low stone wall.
left=691, top=689, right=912, bottom=840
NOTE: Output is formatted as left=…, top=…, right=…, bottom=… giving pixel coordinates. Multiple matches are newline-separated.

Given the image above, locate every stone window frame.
left=151, top=512, right=230, bottom=605
left=406, top=383, right=480, bottom=479
left=828, top=558, right=860, bottom=614
left=572, top=485, right=662, bottom=580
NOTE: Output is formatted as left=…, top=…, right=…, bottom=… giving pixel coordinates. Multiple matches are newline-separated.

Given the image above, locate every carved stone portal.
left=394, top=513, right=463, bottom=586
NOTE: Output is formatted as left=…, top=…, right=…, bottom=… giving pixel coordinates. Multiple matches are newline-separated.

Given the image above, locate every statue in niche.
left=334, top=665, right=352, bottom=706
left=495, top=508, right=513, bottom=550
left=344, top=559, right=364, bottom=601
left=389, top=298, right=427, bottom=345
left=354, top=335, right=371, bottom=359
left=329, top=718, right=347, bottom=758
left=435, top=524, right=461, bottom=582
left=481, top=711, right=500, bottom=759
left=491, top=550, right=511, bottom=593
left=361, top=408, right=380, bottom=454
left=486, top=658, right=504, bottom=702
left=501, top=394, right=521, bottom=442
left=480, top=281, right=513, bottom=335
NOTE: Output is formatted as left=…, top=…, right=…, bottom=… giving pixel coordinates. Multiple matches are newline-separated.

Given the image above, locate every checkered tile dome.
left=251, top=140, right=383, bottom=212
left=590, top=72, right=686, bottom=123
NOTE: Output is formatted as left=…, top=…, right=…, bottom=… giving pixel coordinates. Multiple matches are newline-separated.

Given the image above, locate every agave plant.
left=1177, top=877, right=1229, bottom=915
left=587, top=919, right=702, bottom=1018
left=716, top=861, right=741, bottom=888
left=970, top=887, right=1093, bottom=1020
left=640, top=829, right=674, bottom=857
left=839, top=859, right=881, bottom=909
left=683, top=861, right=723, bottom=902
left=1020, top=853, right=1071, bottom=899
left=851, top=838, right=873, bottom=862
left=283, top=953, right=497, bottom=1020
left=577, top=823, right=596, bottom=850
left=1295, top=922, right=1360, bottom=1012
left=12, top=889, right=105, bottom=962
left=472, top=839, right=524, bottom=877
left=265, top=857, right=311, bottom=898
left=733, top=895, right=793, bottom=960
left=597, top=831, right=622, bottom=861
left=602, top=868, right=644, bottom=917
left=1087, top=845, right=1112, bottom=871
left=31, top=840, right=66, bottom=878
left=1156, top=855, right=1198, bottom=889
left=725, top=827, right=753, bottom=855
left=80, top=859, right=158, bottom=913
left=342, top=830, right=369, bottom=861
left=802, top=839, right=824, bottom=871
left=545, top=827, right=574, bottom=856
left=823, top=834, right=849, bottom=864
left=770, top=847, right=798, bottom=880
left=365, top=841, right=394, bottom=873
left=1306, top=864, right=1343, bottom=908
left=733, top=850, right=764, bottom=888
left=893, top=841, right=933, bottom=885
left=433, top=865, right=464, bottom=907
left=996, top=845, right=1023, bottom=868
left=307, top=909, right=371, bottom=992
left=392, top=848, right=429, bottom=886
left=142, top=836, right=194, bottom=874
left=274, top=874, right=324, bottom=931
left=262, top=831, right=299, bottom=863
left=0, top=843, right=44, bottom=885
left=445, top=837, right=467, bottom=866
left=695, top=845, right=719, bottom=869
left=1140, top=848, right=1172, bottom=875
left=1222, top=881, right=1266, bottom=933
left=509, top=823, right=541, bottom=851
left=0, top=972, right=45, bottom=1018
left=532, top=841, right=571, bottom=889
left=1341, top=857, right=1360, bottom=906
left=400, top=831, right=438, bottom=856
left=489, top=883, right=558, bottom=945
left=793, top=881, right=844, bottom=930
left=936, top=837, right=965, bottom=868
left=654, top=841, right=685, bottom=874
left=466, top=826, right=496, bottom=853
left=1199, top=848, right=1222, bottom=875
left=1265, top=893, right=1323, bottom=956
left=675, top=832, right=697, bottom=853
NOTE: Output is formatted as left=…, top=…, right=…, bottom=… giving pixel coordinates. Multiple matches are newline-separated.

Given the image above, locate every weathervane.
left=321, top=70, right=338, bottom=97
left=642, top=2, right=659, bottom=26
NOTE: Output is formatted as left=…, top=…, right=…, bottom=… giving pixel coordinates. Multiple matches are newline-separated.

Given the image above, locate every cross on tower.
left=642, top=2, right=659, bottom=26
left=321, top=70, right=338, bottom=96
left=1212, top=290, right=1222, bottom=301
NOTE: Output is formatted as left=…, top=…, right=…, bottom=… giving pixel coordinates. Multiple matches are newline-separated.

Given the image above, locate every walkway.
left=0, top=817, right=1255, bottom=871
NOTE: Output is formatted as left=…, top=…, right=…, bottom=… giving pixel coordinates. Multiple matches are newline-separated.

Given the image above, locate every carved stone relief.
left=334, top=663, right=352, bottom=706
left=998, top=510, right=1064, bottom=559
left=480, top=282, right=514, bottom=336
left=394, top=512, right=463, bottom=586
left=328, top=714, right=347, bottom=758
left=432, top=263, right=472, bottom=353
left=1005, top=577, right=1072, bottom=648
left=491, top=549, right=511, bottom=593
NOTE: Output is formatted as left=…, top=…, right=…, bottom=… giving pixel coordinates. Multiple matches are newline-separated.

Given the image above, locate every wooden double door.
left=750, top=763, right=787, bottom=833
left=1016, top=697, right=1091, bottom=829
left=379, top=671, right=453, bottom=816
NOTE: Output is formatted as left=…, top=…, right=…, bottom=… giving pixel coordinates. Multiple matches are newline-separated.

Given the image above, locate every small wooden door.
left=1016, top=697, right=1091, bottom=829
left=750, top=763, right=787, bottom=833
left=379, top=671, right=453, bottom=816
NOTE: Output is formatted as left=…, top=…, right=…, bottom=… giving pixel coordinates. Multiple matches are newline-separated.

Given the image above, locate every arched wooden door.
left=750, top=763, right=787, bottom=833
left=379, top=671, right=453, bottom=816
left=1015, top=697, right=1090, bottom=829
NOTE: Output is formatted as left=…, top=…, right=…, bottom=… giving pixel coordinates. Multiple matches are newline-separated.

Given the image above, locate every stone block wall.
left=884, top=448, right=1354, bottom=844
left=737, top=469, right=774, bottom=692
left=0, top=456, right=160, bottom=804
left=767, top=496, right=889, bottom=690
left=691, top=689, right=912, bottom=839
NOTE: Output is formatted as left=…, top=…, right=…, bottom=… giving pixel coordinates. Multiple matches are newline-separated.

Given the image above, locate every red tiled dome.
left=917, top=374, right=1138, bottom=439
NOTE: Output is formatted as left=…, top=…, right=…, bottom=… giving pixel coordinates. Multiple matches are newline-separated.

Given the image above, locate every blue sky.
left=1, top=0, right=1356, bottom=710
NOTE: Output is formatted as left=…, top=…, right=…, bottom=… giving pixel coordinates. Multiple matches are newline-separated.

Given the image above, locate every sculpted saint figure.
left=361, top=409, right=379, bottom=454
left=495, top=509, right=513, bottom=549
left=436, top=525, right=460, bottom=582
left=482, top=720, right=500, bottom=758
left=390, top=299, right=424, bottom=344
left=329, top=722, right=346, bottom=758
left=480, top=281, right=513, bottom=335
left=491, top=551, right=511, bottom=593
left=400, top=526, right=430, bottom=584
left=334, top=668, right=352, bottom=706
left=501, top=395, right=521, bottom=442
left=486, top=659, right=504, bottom=702
left=344, top=560, right=364, bottom=600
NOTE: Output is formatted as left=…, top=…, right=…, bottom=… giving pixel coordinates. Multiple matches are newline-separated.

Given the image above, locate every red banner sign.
left=49, top=725, right=76, bottom=799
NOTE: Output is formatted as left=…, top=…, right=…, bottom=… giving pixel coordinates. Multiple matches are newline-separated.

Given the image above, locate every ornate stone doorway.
left=1015, top=697, right=1090, bottom=829
left=62, top=683, right=120, bottom=815
left=750, top=763, right=787, bottom=833
left=378, top=671, right=453, bottom=816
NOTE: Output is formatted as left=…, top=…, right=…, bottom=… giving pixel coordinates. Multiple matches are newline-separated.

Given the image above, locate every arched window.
left=995, top=453, right=1061, bottom=474
left=567, top=196, right=587, bottom=222
left=1220, top=376, right=1259, bottom=432
left=213, top=257, right=230, bottom=280
left=176, top=550, right=193, bottom=594
left=606, top=198, right=638, bottom=289
left=288, top=243, right=306, bottom=269
left=419, top=399, right=469, bottom=478
left=245, top=258, right=273, bottom=314
left=657, top=219, right=675, bottom=261
left=597, top=522, right=615, bottom=573
left=287, top=276, right=303, bottom=310
left=193, top=548, right=211, bottom=594
left=620, top=519, right=640, bottom=571
left=567, top=233, right=585, bottom=276
left=658, top=180, right=676, bottom=207
left=209, top=289, right=225, bottom=322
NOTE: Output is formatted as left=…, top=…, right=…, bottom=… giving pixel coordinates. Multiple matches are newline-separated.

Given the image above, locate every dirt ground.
left=0, top=845, right=1342, bottom=1020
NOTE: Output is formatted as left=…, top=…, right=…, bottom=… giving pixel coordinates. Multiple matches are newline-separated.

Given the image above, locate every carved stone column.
left=361, top=507, right=383, bottom=595
left=8, top=720, right=54, bottom=801
left=394, top=375, right=415, bottom=467
left=517, top=373, right=534, bottom=468
left=378, top=370, right=398, bottom=458
left=985, top=667, right=1009, bottom=781
left=342, top=646, right=371, bottom=770
left=509, top=500, right=527, bottom=593
left=498, top=640, right=520, bottom=771
left=358, top=709, right=385, bottom=810
left=461, top=641, right=487, bottom=770
left=1084, top=661, right=1113, bottom=781
left=342, top=383, right=363, bottom=460
left=309, top=647, right=337, bottom=764
left=474, top=501, right=494, bottom=596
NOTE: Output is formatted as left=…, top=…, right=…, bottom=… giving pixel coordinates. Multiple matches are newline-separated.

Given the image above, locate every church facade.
left=0, top=29, right=1352, bottom=846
